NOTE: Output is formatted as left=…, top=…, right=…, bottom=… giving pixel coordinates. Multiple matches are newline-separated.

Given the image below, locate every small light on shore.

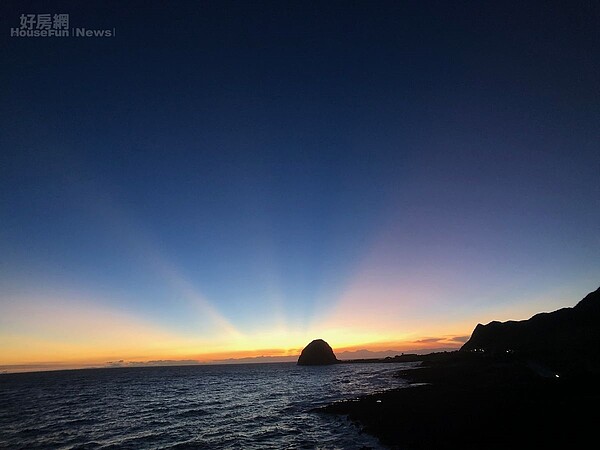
left=376, top=400, right=382, bottom=403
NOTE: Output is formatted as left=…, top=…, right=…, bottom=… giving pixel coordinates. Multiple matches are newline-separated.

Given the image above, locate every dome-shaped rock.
left=297, top=339, right=338, bottom=365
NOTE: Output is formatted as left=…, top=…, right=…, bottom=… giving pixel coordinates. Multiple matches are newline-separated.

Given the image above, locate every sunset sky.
left=1, top=1, right=598, bottom=372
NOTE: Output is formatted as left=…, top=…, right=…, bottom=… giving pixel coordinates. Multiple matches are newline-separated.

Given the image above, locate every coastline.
left=319, top=351, right=597, bottom=449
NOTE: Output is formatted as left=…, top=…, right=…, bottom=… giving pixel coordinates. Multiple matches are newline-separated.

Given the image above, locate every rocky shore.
left=319, top=351, right=597, bottom=449
left=318, top=287, right=600, bottom=449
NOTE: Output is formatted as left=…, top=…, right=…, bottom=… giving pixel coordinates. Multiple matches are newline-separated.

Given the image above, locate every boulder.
left=297, top=339, right=338, bottom=365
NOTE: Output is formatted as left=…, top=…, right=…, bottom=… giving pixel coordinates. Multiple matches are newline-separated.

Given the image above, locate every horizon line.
left=0, top=345, right=462, bottom=375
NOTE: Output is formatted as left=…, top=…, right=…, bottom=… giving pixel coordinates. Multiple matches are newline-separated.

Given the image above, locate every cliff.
left=461, top=287, right=600, bottom=372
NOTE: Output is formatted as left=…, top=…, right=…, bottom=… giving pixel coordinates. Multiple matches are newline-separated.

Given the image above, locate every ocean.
left=0, top=362, right=414, bottom=449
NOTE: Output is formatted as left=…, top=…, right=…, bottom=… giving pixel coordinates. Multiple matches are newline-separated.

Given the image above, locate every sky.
left=1, top=1, right=599, bottom=372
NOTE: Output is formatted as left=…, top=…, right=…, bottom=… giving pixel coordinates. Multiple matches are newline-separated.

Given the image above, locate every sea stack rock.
left=297, top=339, right=338, bottom=365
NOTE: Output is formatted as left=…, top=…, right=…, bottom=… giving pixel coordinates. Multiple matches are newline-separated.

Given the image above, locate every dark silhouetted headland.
left=320, top=287, right=600, bottom=449
left=462, top=286, right=600, bottom=373
left=297, top=339, right=339, bottom=365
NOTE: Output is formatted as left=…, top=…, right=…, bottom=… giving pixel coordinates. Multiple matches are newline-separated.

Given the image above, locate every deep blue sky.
left=0, top=1, right=598, bottom=364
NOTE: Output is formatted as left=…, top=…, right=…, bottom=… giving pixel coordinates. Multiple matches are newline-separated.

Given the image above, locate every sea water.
left=0, top=362, right=414, bottom=449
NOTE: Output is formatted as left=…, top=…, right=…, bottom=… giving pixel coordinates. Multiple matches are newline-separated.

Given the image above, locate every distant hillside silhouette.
left=461, top=287, right=600, bottom=372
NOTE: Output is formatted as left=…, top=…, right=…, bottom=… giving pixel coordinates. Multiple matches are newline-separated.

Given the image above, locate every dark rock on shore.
left=320, top=351, right=597, bottom=449
left=297, top=339, right=338, bottom=365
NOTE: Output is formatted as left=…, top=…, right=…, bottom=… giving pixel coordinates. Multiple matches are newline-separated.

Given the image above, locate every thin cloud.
left=105, top=359, right=201, bottom=368
left=412, top=335, right=469, bottom=345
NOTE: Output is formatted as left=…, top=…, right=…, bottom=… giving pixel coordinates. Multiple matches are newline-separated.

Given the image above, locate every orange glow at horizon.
left=2, top=275, right=582, bottom=373
left=0, top=335, right=466, bottom=372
